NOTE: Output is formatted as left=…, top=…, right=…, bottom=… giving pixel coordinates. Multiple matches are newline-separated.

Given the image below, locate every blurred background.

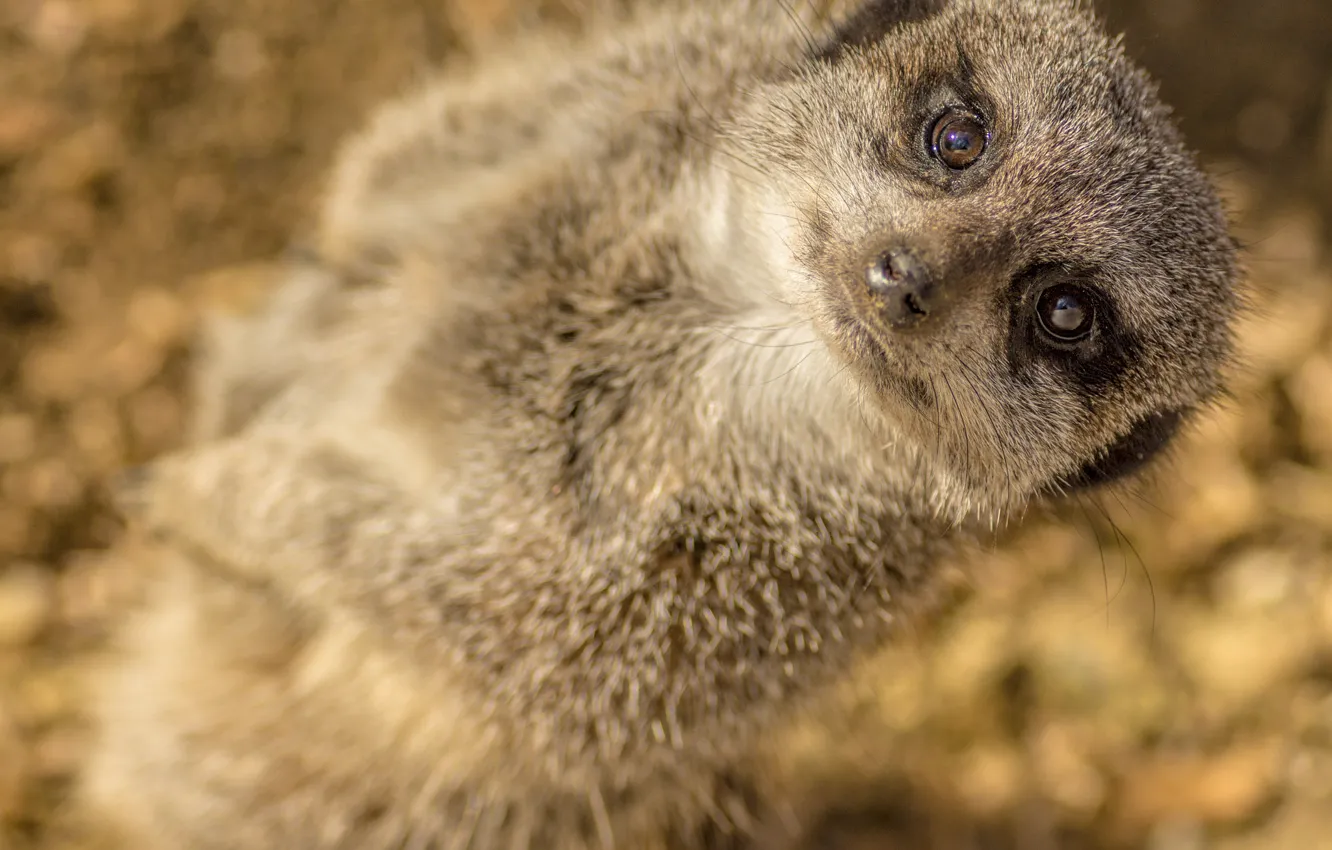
left=0, top=0, right=1330, bottom=848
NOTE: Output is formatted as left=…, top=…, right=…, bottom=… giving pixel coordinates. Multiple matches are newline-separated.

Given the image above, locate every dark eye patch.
left=1052, top=408, right=1184, bottom=493
left=1004, top=264, right=1139, bottom=403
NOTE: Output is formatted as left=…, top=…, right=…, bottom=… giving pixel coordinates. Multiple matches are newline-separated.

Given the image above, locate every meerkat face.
left=721, top=0, right=1240, bottom=520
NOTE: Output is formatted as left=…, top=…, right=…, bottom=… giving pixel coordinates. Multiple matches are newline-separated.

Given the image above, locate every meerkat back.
left=79, top=8, right=804, bottom=849
left=76, top=1, right=1241, bottom=848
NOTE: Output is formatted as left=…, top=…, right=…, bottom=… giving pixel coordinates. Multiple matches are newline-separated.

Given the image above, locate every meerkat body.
left=78, top=1, right=1240, bottom=848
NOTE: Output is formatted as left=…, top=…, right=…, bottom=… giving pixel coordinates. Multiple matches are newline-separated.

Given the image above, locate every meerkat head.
left=712, top=0, right=1240, bottom=522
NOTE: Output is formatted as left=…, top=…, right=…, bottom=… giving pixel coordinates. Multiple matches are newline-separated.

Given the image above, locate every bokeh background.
left=1, top=0, right=1331, bottom=847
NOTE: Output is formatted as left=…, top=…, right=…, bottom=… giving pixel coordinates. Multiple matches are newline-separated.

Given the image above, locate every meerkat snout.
left=853, top=216, right=1014, bottom=336
left=851, top=102, right=999, bottom=331
left=864, top=246, right=938, bottom=328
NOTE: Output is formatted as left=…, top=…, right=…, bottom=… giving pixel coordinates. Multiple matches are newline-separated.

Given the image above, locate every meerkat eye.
left=1036, top=283, right=1096, bottom=342
left=929, top=110, right=988, bottom=169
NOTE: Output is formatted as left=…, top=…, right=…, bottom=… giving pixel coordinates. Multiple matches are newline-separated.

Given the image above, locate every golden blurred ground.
left=1, top=1, right=1331, bottom=848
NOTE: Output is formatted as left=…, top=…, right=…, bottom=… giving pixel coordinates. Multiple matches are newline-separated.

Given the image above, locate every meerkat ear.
left=814, top=0, right=950, bottom=61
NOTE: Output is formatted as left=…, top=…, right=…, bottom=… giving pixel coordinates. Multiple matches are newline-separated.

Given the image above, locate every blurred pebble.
left=1266, top=462, right=1332, bottom=531
left=20, top=334, right=110, bottom=403
left=930, top=613, right=1014, bottom=710
left=86, top=0, right=188, bottom=41
left=1288, top=353, right=1332, bottom=464
left=1236, top=99, right=1293, bottom=155
left=1286, top=745, right=1332, bottom=801
left=956, top=743, right=1025, bottom=816
left=24, top=0, right=88, bottom=55
left=65, top=398, right=125, bottom=474
left=1023, top=591, right=1152, bottom=713
left=58, top=555, right=115, bottom=630
left=105, top=338, right=167, bottom=396
left=448, top=0, right=519, bottom=47
left=971, top=524, right=1088, bottom=604
left=172, top=171, right=229, bottom=221
left=0, top=702, right=26, bottom=819
left=1118, top=742, right=1284, bottom=829
left=1181, top=403, right=1247, bottom=457
left=1162, top=454, right=1263, bottom=563
left=0, top=97, right=64, bottom=159
left=23, top=121, right=124, bottom=195
left=1214, top=798, right=1332, bottom=850
left=5, top=232, right=61, bottom=283
left=12, top=668, right=75, bottom=728
left=1030, top=722, right=1105, bottom=814
left=1234, top=284, right=1328, bottom=387
left=854, top=645, right=928, bottom=733
left=1321, top=579, right=1332, bottom=644
left=186, top=262, right=287, bottom=317
left=1170, top=603, right=1315, bottom=707
left=0, top=508, right=36, bottom=556
left=57, top=549, right=149, bottom=632
left=50, top=271, right=113, bottom=327
left=126, top=287, right=189, bottom=349
left=0, top=414, right=38, bottom=466
left=0, top=564, right=55, bottom=648
left=126, top=385, right=185, bottom=453
left=213, top=29, right=269, bottom=80
left=21, top=458, right=84, bottom=511
left=1147, top=818, right=1206, bottom=850
left=1212, top=548, right=1301, bottom=612
left=31, top=724, right=87, bottom=780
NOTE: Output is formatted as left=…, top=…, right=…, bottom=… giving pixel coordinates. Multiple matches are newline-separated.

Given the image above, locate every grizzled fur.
left=77, top=0, right=1239, bottom=848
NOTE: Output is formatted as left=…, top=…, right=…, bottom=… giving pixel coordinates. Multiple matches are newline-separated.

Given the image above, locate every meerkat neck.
left=663, top=147, right=920, bottom=489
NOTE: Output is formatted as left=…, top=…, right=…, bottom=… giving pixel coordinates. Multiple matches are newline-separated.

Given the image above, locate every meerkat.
left=73, top=0, right=1240, bottom=847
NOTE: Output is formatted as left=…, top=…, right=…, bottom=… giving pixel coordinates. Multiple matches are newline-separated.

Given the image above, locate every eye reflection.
left=1036, top=284, right=1095, bottom=342
left=930, top=111, right=988, bottom=169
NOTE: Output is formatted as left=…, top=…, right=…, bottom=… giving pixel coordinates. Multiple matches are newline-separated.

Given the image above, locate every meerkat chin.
left=75, top=1, right=1240, bottom=849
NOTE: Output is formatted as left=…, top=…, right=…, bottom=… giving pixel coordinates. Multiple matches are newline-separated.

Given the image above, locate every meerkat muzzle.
left=865, top=246, right=941, bottom=330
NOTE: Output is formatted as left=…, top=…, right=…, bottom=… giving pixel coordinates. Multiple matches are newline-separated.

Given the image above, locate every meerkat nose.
left=865, top=247, right=938, bottom=330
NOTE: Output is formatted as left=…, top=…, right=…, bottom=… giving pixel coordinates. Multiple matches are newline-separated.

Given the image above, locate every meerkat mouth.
left=1051, top=407, right=1186, bottom=494
left=822, top=308, right=946, bottom=424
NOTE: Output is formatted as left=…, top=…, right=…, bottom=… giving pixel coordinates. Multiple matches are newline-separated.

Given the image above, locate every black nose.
left=865, top=248, right=937, bottom=329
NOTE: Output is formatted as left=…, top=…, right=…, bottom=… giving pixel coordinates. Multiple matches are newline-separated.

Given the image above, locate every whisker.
left=707, top=328, right=819, bottom=350
left=1075, top=493, right=1112, bottom=627
left=669, top=37, right=725, bottom=135
left=940, top=374, right=973, bottom=502
left=1093, top=495, right=1156, bottom=639
left=703, top=317, right=809, bottom=333
left=897, top=378, right=941, bottom=432
left=954, top=351, right=1013, bottom=527
left=775, top=0, right=821, bottom=56
left=756, top=348, right=818, bottom=386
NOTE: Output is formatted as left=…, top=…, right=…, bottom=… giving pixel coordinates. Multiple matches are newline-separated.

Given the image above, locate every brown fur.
left=76, top=1, right=1239, bottom=847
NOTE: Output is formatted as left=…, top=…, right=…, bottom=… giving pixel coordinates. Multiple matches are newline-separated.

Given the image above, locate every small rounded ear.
left=814, top=0, right=951, bottom=62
